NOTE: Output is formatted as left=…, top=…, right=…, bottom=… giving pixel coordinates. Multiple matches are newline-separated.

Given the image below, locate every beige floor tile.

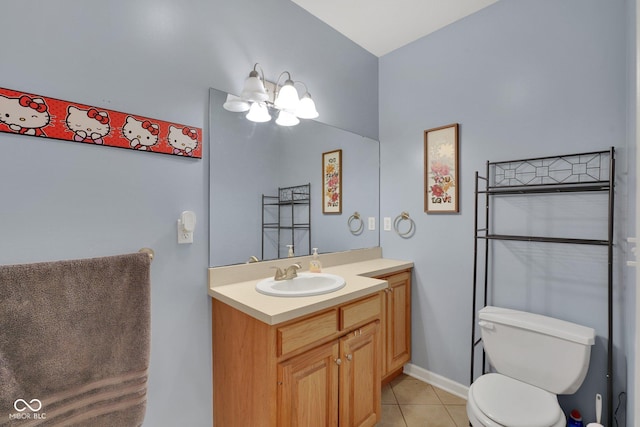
left=390, top=376, right=441, bottom=405
left=376, top=404, right=407, bottom=427
left=445, top=405, right=470, bottom=427
left=434, top=387, right=467, bottom=405
left=382, top=383, right=398, bottom=404
left=378, top=374, right=468, bottom=427
left=400, top=404, right=456, bottom=427
left=389, top=373, right=410, bottom=386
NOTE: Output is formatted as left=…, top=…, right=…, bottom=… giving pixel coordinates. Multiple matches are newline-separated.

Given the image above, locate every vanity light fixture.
left=240, top=66, right=269, bottom=103
left=273, top=72, right=299, bottom=111
left=224, top=63, right=319, bottom=126
left=222, top=94, right=250, bottom=113
left=296, top=91, right=319, bottom=119
left=275, top=110, right=299, bottom=127
left=246, top=102, right=271, bottom=123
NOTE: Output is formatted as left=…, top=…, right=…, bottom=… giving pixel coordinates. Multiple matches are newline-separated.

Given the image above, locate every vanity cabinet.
left=277, top=321, right=380, bottom=427
left=378, top=270, right=412, bottom=382
left=212, top=293, right=382, bottom=427
left=277, top=340, right=339, bottom=426
left=337, top=321, right=380, bottom=427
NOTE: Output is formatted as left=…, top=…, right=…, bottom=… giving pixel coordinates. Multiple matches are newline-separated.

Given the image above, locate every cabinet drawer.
left=277, top=310, right=338, bottom=357
left=340, top=294, right=381, bottom=331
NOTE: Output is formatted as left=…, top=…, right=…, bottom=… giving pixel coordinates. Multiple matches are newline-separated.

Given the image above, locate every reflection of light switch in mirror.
left=178, top=211, right=196, bottom=244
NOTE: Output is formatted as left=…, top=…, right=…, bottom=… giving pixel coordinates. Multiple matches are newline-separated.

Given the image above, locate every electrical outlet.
left=368, top=217, right=375, bottom=230
left=177, top=220, right=194, bottom=244
left=384, top=217, right=391, bottom=231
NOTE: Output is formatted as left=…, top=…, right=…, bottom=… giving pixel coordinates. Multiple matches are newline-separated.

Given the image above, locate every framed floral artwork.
left=322, top=149, right=342, bottom=214
left=424, top=123, right=459, bottom=213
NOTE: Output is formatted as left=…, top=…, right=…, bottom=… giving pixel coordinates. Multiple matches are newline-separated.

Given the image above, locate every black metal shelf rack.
left=470, top=148, right=615, bottom=426
left=261, top=183, right=311, bottom=260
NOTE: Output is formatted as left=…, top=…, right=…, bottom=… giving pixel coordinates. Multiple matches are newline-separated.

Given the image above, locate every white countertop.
left=209, top=257, right=413, bottom=325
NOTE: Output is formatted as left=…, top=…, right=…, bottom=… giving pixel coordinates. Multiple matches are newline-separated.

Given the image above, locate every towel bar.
left=138, top=248, right=155, bottom=261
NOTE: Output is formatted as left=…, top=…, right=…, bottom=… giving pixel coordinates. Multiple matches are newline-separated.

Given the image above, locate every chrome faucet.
left=271, top=263, right=302, bottom=281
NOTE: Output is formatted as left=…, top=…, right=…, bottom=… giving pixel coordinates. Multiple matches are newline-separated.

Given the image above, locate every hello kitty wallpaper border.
left=0, top=87, right=202, bottom=158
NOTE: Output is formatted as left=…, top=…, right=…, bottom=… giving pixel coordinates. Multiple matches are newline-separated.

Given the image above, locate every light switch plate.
left=368, top=217, right=375, bottom=230
left=384, top=217, right=391, bottom=231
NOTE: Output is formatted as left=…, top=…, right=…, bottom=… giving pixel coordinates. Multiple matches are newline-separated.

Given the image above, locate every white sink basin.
left=256, top=273, right=346, bottom=297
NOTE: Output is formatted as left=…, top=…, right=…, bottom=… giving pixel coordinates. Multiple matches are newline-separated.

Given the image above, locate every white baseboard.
left=403, top=363, right=469, bottom=400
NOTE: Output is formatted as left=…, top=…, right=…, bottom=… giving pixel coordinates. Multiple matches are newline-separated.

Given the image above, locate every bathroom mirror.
left=209, top=88, right=379, bottom=267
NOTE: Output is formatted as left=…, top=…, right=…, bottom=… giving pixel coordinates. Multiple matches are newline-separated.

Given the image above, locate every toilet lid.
left=471, top=373, right=562, bottom=427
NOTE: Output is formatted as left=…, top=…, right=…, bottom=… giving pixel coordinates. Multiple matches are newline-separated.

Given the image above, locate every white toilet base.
left=466, top=379, right=566, bottom=427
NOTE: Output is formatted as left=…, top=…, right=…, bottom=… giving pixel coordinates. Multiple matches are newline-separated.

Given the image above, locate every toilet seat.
left=468, top=373, right=565, bottom=427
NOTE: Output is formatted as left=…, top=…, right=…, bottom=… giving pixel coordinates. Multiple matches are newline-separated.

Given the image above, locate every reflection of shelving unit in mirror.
left=262, top=183, right=311, bottom=261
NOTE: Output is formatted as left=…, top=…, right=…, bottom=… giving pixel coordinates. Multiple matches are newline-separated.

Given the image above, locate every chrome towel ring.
left=393, top=212, right=415, bottom=238
left=348, top=212, right=364, bottom=235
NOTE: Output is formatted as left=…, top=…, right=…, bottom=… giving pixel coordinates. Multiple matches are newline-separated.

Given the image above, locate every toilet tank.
left=479, top=306, right=595, bottom=394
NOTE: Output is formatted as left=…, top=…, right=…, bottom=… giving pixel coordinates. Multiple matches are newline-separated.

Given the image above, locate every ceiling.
left=290, top=0, right=499, bottom=57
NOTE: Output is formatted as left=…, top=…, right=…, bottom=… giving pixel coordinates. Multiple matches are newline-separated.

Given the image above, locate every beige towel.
left=0, top=253, right=151, bottom=426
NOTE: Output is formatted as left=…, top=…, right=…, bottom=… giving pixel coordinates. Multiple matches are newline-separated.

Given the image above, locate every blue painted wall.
left=379, top=0, right=631, bottom=422
left=2, top=0, right=637, bottom=425
left=0, top=0, right=377, bottom=425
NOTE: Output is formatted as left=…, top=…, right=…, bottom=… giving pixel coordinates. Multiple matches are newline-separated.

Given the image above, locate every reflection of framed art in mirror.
left=322, top=149, right=342, bottom=214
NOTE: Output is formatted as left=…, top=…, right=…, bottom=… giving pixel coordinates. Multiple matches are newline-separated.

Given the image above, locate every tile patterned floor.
left=376, top=374, right=469, bottom=427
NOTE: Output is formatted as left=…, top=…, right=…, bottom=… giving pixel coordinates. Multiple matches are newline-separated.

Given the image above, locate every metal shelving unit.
left=470, top=148, right=615, bottom=426
left=262, top=183, right=311, bottom=260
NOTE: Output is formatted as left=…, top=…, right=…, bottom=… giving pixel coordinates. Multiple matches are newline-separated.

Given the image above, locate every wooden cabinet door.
left=383, top=271, right=411, bottom=378
left=277, top=340, right=340, bottom=427
left=339, top=321, right=381, bottom=427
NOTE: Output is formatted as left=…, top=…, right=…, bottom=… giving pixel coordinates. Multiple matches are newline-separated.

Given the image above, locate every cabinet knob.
left=334, top=358, right=342, bottom=366
left=346, top=354, right=353, bottom=361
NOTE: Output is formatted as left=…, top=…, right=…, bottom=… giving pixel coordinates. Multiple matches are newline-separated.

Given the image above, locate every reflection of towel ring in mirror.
left=394, top=212, right=415, bottom=238
left=348, top=212, right=364, bottom=235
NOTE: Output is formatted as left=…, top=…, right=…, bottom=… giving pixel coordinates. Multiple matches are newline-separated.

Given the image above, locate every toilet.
left=467, top=306, right=595, bottom=427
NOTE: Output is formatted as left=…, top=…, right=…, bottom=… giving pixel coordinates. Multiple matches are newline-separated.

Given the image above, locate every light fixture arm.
left=294, top=80, right=316, bottom=102
left=294, top=80, right=309, bottom=94
left=249, top=63, right=265, bottom=82
left=275, top=71, right=292, bottom=85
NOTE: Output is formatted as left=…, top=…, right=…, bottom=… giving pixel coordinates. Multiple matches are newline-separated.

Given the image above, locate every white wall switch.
left=368, top=217, right=375, bottom=230
left=384, top=217, right=391, bottom=231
